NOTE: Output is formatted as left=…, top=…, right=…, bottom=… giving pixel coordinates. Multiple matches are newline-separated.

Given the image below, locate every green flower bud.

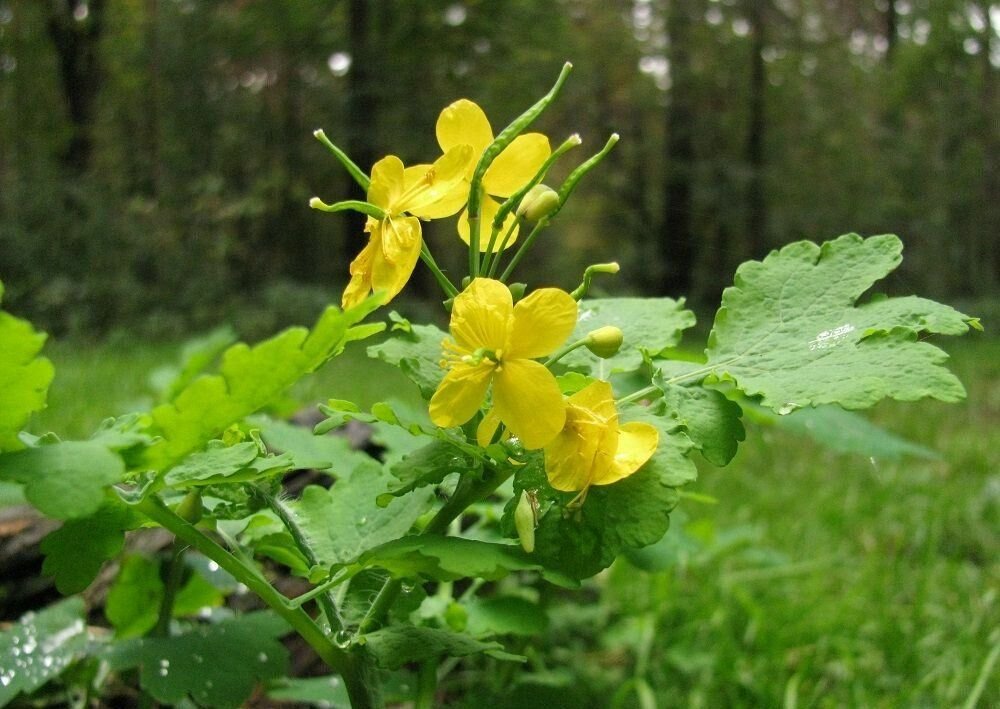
left=175, top=490, right=203, bottom=524
left=444, top=601, right=468, bottom=632
left=585, top=325, right=624, bottom=359
left=516, top=184, right=560, bottom=222
left=514, top=490, right=537, bottom=553
left=508, top=282, right=527, bottom=301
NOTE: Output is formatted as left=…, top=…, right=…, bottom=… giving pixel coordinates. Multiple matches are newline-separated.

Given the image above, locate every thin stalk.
left=421, top=242, right=459, bottom=298
left=499, top=219, right=549, bottom=282
left=153, top=540, right=187, bottom=637
left=356, top=464, right=512, bottom=635
left=131, top=496, right=351, bottom=677
left=544, top=339, right=589, bottom=367
left=483, top=218, right=519, bottom=278
left=313, top=129, right=370, bottom=191
left=415, top=661, right=438, bottom=709
left=260, top=490, right=344, bottom=633
left=467, top=62, right=574, bottom=278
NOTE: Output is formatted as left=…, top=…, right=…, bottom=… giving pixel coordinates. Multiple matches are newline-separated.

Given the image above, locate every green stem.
left=131, top=496, right=352, bottom=678
left=570, top=262, right=620, bottom=300
left=467, top=62, right=574, bottom=279
left=543, top=339, right=589, bottom=367
left=421, top=242, right=460, bottom=298
left=484, top=218, right=520, bottom=278
left=260, top=489, right=344, bottom=634
left=153, top=540, right=187, bottom=637
left=415, top=661, right=438, bottom=709
left=617, top=384, right=659, bottom=406
left=499, top=219, right=549, bottom=282
left=356, top=465, right=512, bottom=635
left=313, top=130, right=371, bottom=192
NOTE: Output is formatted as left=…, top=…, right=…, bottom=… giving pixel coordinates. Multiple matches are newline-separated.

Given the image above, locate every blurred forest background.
left=0, top=0, right=997, bottom=338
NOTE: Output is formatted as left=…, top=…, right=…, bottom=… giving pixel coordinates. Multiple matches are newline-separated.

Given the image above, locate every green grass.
left=24, top=333, right=999, bottom=708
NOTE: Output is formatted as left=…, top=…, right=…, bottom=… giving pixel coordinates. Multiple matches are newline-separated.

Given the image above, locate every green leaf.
left=361, top=624, right=511, bottom=670
left=163, top=440, right=310, bottom=488
left=0, top=281, right=55, bottom=453
left=105, top=555, right=164, bottom=638
left=379, top=440, right=478, bottom=506
left=464, top=596, right=549, bottom=637
left=292, top=459, right=434, bottom=568
left=142, top=296, right=384, bottom=473
left=704, top=234, right=976, bottom=412
left=266, top=676, right=350, bottom=707
left=256, top=416, right=371, bottom=478
left=366, top=319, right=447, bottom=399
left=505, top=425, right=694, bottom=579
left=0, top=441, right=125, bottom=519
left=344, top=535, right=577, bottom=587
left=747, top=403, right=939, bottom=460
left=40, top=502, right=137, bottom=594
left=0, top=598, right=90, bottom=706
left=149, top=326, right=237, bottom=402
left=654, top=378, right=745, bottom=466
left=104, top=612, right=289, bottom=709
left=562, top=297, right=696, bottom=374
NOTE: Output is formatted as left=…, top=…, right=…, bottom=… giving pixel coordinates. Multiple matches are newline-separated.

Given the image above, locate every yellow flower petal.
left=597, top=421, right=659, bottom=486
left=429, top=362, right=495, bottom=428
left=341, top=235, right=377, bottom=309
left=369, top=217, right=422, bottom=303
left=493, top=359, right=565, bottom=449
left=476, top=408, right=502, bottom=447
left=367, top=155, right=405, bottom=211
left=397, top=145, right=473, bottom=216
left=483, top=133, right=550, bottom=198
left=450, top=278, right=513, bottom=352
left=436, top=99, right=493, bottom=158
left=404, top=166, right=468, bottom=219
left=456, top=197, right=520, bottom=252
left=506, top=288, right=578, bottom=360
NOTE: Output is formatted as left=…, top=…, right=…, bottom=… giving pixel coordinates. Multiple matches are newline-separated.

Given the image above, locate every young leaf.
left=103, top=612, right=290, bottom=709
left=654, top=379, right=745, bottom=466
left=142, top=296, right=384, bottom=473
left=366, top=319, right=447, bottom=399
left=561, top=297, right=696, bottom=374
left=40, top=501, right=138, bottom=594
left=0, top=281, right=55, bottom=452
left=378, top=440, right=479, bottom=506
left=291, top=459, right=434, bottom=568
left=0, top=598, right=89, bottom=705
left=163, top=441, right=313, bottom=488
left=704, top=234, right=977, bottom=412
left=504, top=423, right=695, bottom=580
left=0, top=441, right=125, bottom=519
left=149, top=326, right=237, bottom=402
left=361, top=624, right=512, bottom=670
left=341, top=535, right=578, bottom=587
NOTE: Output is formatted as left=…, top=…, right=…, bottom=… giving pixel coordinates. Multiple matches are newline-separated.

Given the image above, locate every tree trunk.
left=745, top=0, right=768, bottom=260
left=659, top=0, right=698, bottom=296
left=46, top=0, right=103, bottom=174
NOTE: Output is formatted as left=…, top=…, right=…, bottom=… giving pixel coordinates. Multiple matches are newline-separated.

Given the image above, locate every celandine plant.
left=0, top=64, right=981, bottom=708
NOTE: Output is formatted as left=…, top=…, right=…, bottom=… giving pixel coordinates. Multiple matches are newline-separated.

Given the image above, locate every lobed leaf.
left=0, top=281, right=55, bottom=453
left=562, top=297, right=696, bottom=374
left=103, top=612, right=289, bottom=709
left=0, top=441, right=125, bottom=519
left=40, top=501, right=138, bottom=594
left=362, top=624, right=513, bottom=670
left=291, top=459, right=433, bottom=568
left=142, top=296, right=384, bottom=473
left=0, top=598, right=90, bottom=706
left=654, top=377, right=745, bottom=466
left=704, top=234, right=977, bottom=412
left=366, top=318, right=447, bottom=399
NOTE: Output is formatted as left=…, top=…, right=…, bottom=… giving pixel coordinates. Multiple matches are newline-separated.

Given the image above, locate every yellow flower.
left=429, top=278, right=577, bottom=450
left=436, top=100, right=551, bottom=252
left=342, top=145, right=473, bottom=308
left=544, top=380, right=658, bottom=504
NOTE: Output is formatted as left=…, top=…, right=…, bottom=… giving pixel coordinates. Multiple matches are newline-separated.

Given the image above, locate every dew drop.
left=257, top=652, right=268, bottom=663
left=777, top=402, right=799, bottom=415
left=400, top=580, right=415, bottom=593
left=358, top=516, right=367, bottom=525
left=0, top=673, right=12, bottom=687
left=193, top=654, right=204, bottom=664
left=332, top=630, right=352, bottom=648
left=205, top=680, right=213, bottom=689
left=158, top=658, right=170, bottom=676
left=207, top=561, right=220, bottom=572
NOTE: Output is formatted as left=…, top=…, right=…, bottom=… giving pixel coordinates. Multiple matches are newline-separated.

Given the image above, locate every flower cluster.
left=314, top=83, right=656, bottom=509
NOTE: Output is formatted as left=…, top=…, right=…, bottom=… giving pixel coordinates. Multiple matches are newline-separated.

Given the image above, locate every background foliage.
left=0, top=0, right=996, bottom=337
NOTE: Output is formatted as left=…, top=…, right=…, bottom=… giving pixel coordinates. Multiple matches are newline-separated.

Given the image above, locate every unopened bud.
left=516, top=184, right=560, bottom=222
left=508, top=282, right=527, bottom=301
left=585, top=326, right=624, bottom=359
left=175, top=490, right=203, bottom=524
left=514, top=490, right=537, bottom=553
